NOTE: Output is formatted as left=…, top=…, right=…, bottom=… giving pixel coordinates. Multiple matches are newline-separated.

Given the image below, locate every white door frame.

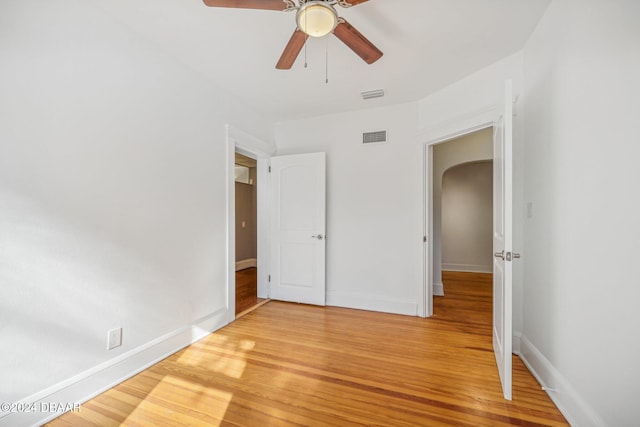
left=226, top=125, right=275, bottom=324
left=420, top=108, right=497, bottom=317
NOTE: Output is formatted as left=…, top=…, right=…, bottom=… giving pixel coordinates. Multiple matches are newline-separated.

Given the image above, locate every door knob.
left=505, top=251, right=521, bottom=261
left=494, top=250, right=505, bottom=260
left=311, top=235, right=324, bottom=240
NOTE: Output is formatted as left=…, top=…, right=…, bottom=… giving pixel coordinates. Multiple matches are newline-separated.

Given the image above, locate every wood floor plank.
left=47, top=272, right=567, bottom=426
left=235, top=267, right=265, bottom=315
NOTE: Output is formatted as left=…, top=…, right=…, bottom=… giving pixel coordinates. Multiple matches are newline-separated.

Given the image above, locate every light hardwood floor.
left=48, top=272, right=567, bottom=426
left=235, top=267, right=266, bottom=316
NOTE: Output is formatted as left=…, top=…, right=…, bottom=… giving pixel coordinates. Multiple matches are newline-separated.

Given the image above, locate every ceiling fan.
left=202, top=0, right=383, bottom=69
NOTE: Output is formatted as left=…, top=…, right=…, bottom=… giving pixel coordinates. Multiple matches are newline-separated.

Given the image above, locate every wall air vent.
left=361, top=89, right=385, bottom=100
left=362, top=130, right=387, bottom=144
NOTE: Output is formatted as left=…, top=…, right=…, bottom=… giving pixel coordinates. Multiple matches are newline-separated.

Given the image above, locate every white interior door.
left=270, top=152, right=326, bottom=305
left=493, top=80, right=513, bottom=400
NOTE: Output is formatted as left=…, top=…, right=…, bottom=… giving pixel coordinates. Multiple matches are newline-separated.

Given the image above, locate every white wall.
left=0, top=0, right=271, bottom=422
left=10, top=1, right=636, bottom=425
left=275, top=103, right=423, bottom=315
left=441, top=161, right=493, bottom=274
left=432, top=129, right=493, bottom=291
left=520, top=1, right=640, bottom=425
left=273, top=53, right=525, bottom=324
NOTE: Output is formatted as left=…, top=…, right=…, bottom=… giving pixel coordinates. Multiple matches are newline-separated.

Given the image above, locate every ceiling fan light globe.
left=297, top=2, right=337, bottom=38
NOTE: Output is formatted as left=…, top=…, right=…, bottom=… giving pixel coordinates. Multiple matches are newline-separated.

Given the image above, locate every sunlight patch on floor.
left=177, top=334, right=255, bottom=379
left=122, top=375, right=232, bottom=426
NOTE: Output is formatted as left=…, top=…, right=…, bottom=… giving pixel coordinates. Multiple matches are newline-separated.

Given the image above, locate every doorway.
left=431, top=128, right=494, bottom=306
left=226, top=125, right=274, bottom=323
left=234, top=153, right=266, bottom=316
left=431, top=127, right=493, bottom=313
left=225, top=127, right=327, bottom=321
left=422, top=123, right=495, bottom=317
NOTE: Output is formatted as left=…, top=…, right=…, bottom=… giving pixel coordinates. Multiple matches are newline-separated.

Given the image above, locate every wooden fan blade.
left=333, top=19, right=383, bottom=64
left=276, top=29, right=308, bottom=70
left=202, top=0, right=289, bottom=11
left=342, top=0, right=369, bottom=6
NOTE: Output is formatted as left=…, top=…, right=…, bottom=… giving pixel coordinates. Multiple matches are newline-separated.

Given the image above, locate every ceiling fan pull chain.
left=304, top=8, right=308, bottom=68
left=325, top=36, right=329, bottom=84
left=304, top=40, right=308, bottom=68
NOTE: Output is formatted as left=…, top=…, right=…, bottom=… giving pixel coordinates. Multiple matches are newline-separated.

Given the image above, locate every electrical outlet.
left=107, top=327, right=122, bottom=350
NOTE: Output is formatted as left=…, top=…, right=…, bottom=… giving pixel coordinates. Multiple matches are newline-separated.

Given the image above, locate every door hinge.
left=268, top=274, right=271, bottom=282
left=268, top=165, right=271, bottom=173
left=423, top=235, right=427, bottom=243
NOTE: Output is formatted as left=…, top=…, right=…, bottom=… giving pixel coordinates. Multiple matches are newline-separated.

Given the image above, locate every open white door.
left=493, top=80, right=514, bottom=400
left=270, top=153, right=326, bottom=305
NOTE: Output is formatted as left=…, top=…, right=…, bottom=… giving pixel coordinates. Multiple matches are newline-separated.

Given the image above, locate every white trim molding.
left=227, top=125, right=276, bottom=157
left=512, top=331, right=522, bottom=356
left=519, top=335, right=606, bottom=427
left=442, top=264, right=492, bottom=274
left=433, top=282, right=444, bottom=296
left=0, top=308, right=228, bottom=427
left=418, top=104, right=498, bottom=144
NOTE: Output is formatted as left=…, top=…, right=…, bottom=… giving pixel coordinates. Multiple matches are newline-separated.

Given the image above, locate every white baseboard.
left=518, top=335, right=606, bottom=427
left=442, top=263, right=492, bottom=273
left=512, top=331, right=522, bottom=356
left=327, top=291, right=417, bottom=316
left=235, top=258, right=257, bottom=271
left=433, top=282, right=444, bottom=296
left=0, top=308, right=228, bottom=427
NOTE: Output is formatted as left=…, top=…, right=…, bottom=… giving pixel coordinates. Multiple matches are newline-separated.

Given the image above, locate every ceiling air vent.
left=362, top=130, right=387, bottom=144
left=361, top=89, right=385, bottom=100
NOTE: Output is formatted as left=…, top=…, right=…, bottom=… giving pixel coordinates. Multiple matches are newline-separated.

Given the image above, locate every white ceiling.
left=92, top=0, right=550, bottom=122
